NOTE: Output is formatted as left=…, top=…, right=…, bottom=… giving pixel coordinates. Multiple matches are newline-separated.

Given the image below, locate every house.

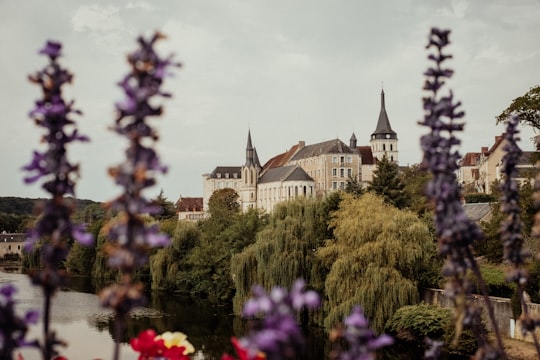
left=458, top=134, right=538, bottom=194
left=202, top=89, right=399, bottom=212
left=176, top=196, right=204, bottom=221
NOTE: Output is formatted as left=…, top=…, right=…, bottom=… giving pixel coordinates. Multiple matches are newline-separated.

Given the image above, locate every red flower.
left=221, top=337, right=266, bottom=360
left=130, top=329, right=165, bottom=359
left=163, top=345, right=190, bottom=360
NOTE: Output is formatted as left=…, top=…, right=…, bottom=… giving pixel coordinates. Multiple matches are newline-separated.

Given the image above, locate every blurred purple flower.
left=419, top=27, right=505, bottom=358
left=0, top=284, right=39, bottom=358
left=329, top=306, right=393, bottom=360
left=240, top=279, right=320, bottom=360
left=98, top=33, right=179, bottom=360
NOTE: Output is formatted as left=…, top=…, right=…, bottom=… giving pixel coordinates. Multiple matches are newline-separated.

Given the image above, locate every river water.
left=2, top=269, right=452, bottom=360
left=1, top=270, right=241, bottom=360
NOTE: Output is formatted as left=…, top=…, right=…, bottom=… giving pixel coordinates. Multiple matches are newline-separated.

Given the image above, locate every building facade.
left=458, top=134, right=537, bottom=194
left=202, top=89, right=399, bottom=213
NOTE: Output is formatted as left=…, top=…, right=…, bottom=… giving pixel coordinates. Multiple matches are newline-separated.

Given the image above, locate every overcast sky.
left=1, top=0, right=539, bottom=202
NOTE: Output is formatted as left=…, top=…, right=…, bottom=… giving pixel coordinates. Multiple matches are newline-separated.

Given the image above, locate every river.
left=1, top=270, right=241, bottom=360
left=2, top=269, right=456, bottom=360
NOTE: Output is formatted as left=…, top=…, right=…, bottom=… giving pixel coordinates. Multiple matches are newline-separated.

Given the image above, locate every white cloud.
left=72, top=5, right=123, bottom=33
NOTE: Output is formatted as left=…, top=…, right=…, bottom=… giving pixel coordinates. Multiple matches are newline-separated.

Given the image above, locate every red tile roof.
left=176, top=197, right=203, bottom=212
left=357, top=146, right=374, bottom=165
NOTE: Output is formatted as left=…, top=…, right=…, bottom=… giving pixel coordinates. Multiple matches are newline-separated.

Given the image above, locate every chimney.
left=298, top=141, right=305, bottom=149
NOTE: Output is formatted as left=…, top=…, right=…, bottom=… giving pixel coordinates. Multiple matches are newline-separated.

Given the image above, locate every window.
left=332, top=168, right=337, bottom=177
left=225, top=173, right=229, bottom=178
left=340, top=182, right=345, bottom=189
left=347, top=168, right=352, bottom=177
left=390, top=144, right=393, bottom=151
left=332, top=182, right=337, bottom=190
left=216, top=173, right=221, bottom=178
left=340, top=168, right=344, bottom=178
left=347, top=156, right=352, bottom=163
left=332, top=156, right=338, bottom=163
left=383, top=144, right=386, bottom=151
left=340, top=156, right=345, bottom=164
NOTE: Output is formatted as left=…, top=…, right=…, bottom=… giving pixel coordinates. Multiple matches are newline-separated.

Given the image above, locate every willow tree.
left=150, top=220, right=201, bottom=293
left=317, top=193, right=436, bottom=333
left=231, top=195, right=339, bottom=317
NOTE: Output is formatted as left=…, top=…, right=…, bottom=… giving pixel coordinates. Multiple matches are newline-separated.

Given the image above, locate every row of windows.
left=373, top=143, right=396, bottom=152
left=332, top=168, right=353, bottom=178
left=215, top=172, right=238, bottom=179
left=332, top=182, right=346, bottom=190
left=332, top=156, right=353, bottom=164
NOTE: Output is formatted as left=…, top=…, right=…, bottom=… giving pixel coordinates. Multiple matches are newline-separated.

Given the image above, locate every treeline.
left=0, top=196, right=98, bottom=233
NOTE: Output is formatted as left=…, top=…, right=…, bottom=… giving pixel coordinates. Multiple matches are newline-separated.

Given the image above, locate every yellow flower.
left=156, top=331, right=195, bottom=355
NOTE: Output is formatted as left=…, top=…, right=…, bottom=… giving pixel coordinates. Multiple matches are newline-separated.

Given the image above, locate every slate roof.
left=0, top=233, right=25, bottom=242
left=357, top=146, right=374, bottom=165
left=208, top=166, right=242, bottom=178
left=463, top=203, right=492, bottom=222
left=176, top=197, right=203, bottom=212
left=258, top=165, right=314, bottom=184
left=290, top=139, right=356, bottom=161
left=372, top=89, right=397, bottom=139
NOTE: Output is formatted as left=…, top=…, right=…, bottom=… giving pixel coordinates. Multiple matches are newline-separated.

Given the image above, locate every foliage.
left=368, top=154, right=407, bottom=209
left=385, top=304, right=478, bottom=355
left=496, top=85, right=540, bottom=133
left=464, top=193, right=497, bottom=204
left=231, top=197, right=334, bottom=320
left=152, top=190, right=178, bottom=221
left=207, top=188, right=241, bottom=222
left=344, top=176, right=364, bottom=197
left=400, top=163, right=432, bottom=215
left=317, top=193, right=436, bottom=333
left=468, top=263, right=516, bottom=298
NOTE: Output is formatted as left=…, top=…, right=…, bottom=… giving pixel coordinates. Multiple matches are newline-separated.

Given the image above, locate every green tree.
left=400, top=163, right=432, bottom=215
left=152, top=189, right=177, bottom=221
left=368, top=155, right=407, bottom=209
left=496, top=85, right=540, bottom=133
left=345, top=176, right=364, bottom=197
left=231, top=196, right=335, bottom=321
left=317, top=193, right=436, bottom=333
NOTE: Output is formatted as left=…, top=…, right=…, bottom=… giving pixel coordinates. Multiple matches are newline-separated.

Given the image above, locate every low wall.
left=423, top=288, right=540, bottom=343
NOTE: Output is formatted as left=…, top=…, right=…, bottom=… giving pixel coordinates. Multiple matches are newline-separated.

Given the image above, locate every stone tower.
left=240, top=130, right=261, bottom=210
left=370, top=89, right=398, bottom=163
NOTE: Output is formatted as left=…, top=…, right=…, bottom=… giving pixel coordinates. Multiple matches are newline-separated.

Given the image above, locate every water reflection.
left=2, top=270, right=460, bottom=360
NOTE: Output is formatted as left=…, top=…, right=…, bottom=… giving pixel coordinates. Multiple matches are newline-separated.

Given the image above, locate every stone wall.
left=423, top=288, right=540, bottom=343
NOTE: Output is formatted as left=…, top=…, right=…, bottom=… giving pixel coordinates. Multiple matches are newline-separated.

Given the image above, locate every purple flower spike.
left=0, top=284, right=39, bottom=358
left=39, top=40, right=62, bottom=59
left=98, top=34, right=179, bottom=360
left=239, top=279, right=320, bottom=360
left=330, top=306, right=393, bottom=360
left=419, top=28, right=507, bottom=358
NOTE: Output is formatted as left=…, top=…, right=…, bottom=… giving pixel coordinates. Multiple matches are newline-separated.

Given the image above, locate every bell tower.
left=240, top=130, right=261, bottom=210
left=370, top=88, right=398, bottom=163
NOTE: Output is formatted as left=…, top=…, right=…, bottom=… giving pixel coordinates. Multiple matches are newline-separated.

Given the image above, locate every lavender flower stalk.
left=98, top=32, right=180, bottom=360
left=23, top=40, right=91, bottom=360
left=329, top=306, right=393, bottom=360
left=239, top=279, right=320, bottom=360
left=0, top=284, right=40, bottom=359
left=499, top=115, right=540, bottom=353
left=419, top=28, right=505, bottom=359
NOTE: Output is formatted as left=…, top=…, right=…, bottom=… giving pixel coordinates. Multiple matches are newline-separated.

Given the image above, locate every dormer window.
left=225, top=173, right=229, bottom=179
left=216, top=173, right=221, bottom=178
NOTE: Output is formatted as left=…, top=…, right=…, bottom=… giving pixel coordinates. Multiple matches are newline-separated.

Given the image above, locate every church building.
left=202, top=89, right=398, bottom=213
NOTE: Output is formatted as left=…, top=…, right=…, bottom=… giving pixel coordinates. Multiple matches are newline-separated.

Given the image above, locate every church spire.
left=371, top=88, right=396, bottom=139
left=245, top=129, right=254, bottom=166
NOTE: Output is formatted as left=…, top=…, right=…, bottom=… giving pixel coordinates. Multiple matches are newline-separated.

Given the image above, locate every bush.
left=385, top=304, right=478, bottom=355
left=464, top=193, right=496, bottom=203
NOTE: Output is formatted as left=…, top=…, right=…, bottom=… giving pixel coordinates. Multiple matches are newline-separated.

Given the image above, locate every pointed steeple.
left=245, top=130, right=254, bottom=166
left=371, top=89, right=397, bottom=139
left=253, top=147, right=262, bottom=168
left=350, top=132, right=357, bottom=149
